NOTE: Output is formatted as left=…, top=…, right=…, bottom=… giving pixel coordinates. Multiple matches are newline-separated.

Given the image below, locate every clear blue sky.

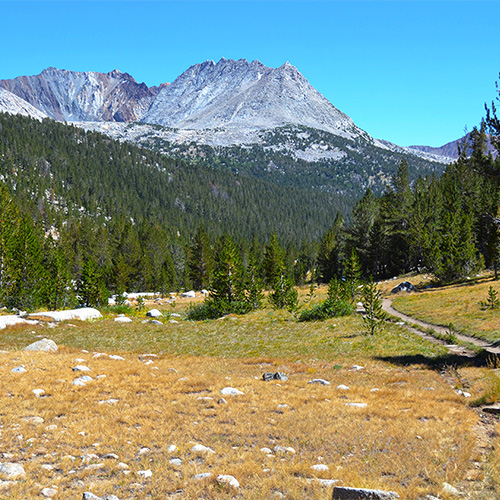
left=1, top=0, right=499, bottom=147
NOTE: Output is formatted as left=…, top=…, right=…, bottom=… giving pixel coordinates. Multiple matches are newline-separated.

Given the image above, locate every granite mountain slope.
left=0, top=67, right=162, bottom=122
left=142, top=58, right=366, bottom=140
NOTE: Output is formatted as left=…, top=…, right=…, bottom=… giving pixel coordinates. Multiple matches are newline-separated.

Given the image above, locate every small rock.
left=138, top=447, right=150, bottom=455
left=24, top=338, right=58, bottom=352
left=138, top=469, right=152, bottom=478
left=146, top=309, right=162, bottom=318
left=169, top=319, right=179, bottom=324
left=102, top=453, right=119, bottom=460
left=336, top=385, right=350, bottom=390
left=22, top=415, right=44, bottom=424
left=114, top=316, right=132, bottom=323
left=109, top=354, right=125, bottom=361
left=169, top=458, right=182, bottom=466
left=73, top=376, right=93, bottom=386
left=73, top=365, right=91, bottom=372
left=181, top=291, right=196, bottom=298
left=261, top=447, right=273, bottom=454
left=192, top=472, right=212, bottom=480
left=99, top=399, right=119, bottom=405
left=82, top=493, right=101, bottom=500
left=482, top=404, right=500, bottom=415
left=308, top=379, right=330, bottom=385
left=41, top=464, right=54, bottom=470
left=32, top=389, right=46, bottom=397
left=11, top=366, right=27, bottom=374
left=0, top=479, right=16, bottom=489
left=217, top=398, right=228, bottom=405
left=150, top=319, right=163, bottom=325
left=220, top=387, right=245, bottom=396
left=311, top=464, right=329, bottom=471
left=0, top=463, right=25, bottom=478
left=345, top=403, right=367, bottom=408
left=263, top=372, right=288, bottom=381
left=167, top=445, right=178, bottom=453
left=391, top=281, right=418, bottom=294
left=308, top=478, right=339, bottom=487
left=41, top=487, right=58, bottom=497
left=216, top=474, right=240, bottom=488
left=443, top=482, right=461, bottom=496
left=273, top=446, right=295, bottom=454
left=191, top=444, right=215, bottom=454
left=351, top=365, right=365, bottom=371
left=85, top=463, right=104, bottom=470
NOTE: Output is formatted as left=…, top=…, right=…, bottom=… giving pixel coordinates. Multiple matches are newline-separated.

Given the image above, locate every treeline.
left=317, top=125, right=500, bottom=286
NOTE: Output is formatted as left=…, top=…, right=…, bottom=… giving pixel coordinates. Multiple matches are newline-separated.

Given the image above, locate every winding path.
left=382, top=297, right=500, bottom=356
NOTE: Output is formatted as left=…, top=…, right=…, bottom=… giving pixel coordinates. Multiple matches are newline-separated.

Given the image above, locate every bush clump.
left=299, top=278, right=354, bottom=321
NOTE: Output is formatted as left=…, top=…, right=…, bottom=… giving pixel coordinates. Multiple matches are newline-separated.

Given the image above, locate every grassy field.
left=0, top=287, right=498, bottom=499
left=390, top=274, right=500, bottom=345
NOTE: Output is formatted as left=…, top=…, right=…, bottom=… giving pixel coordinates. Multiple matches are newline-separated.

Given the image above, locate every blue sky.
left=1, top=0, right=499, bottom=147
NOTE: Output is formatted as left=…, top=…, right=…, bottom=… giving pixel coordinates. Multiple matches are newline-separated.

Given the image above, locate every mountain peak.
left=142, top=58, right=357, bottom=138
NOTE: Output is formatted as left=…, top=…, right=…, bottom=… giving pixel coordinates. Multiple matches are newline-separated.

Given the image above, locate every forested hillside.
left=0, top=114, right=350, bottom=244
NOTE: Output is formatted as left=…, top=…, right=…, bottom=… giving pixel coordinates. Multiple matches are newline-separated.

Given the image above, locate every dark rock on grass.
left=262, top=372, right=288, bottom=382
left=332, top=486, right=399, bottom=499
left=391, top=281, right=418, bottom=294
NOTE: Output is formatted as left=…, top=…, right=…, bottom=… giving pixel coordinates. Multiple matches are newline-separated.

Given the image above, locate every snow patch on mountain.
left=0, top=88, right=48, bottom=120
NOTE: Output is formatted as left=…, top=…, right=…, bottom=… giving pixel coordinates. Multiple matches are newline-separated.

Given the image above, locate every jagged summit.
left=0, top=67, right=158, bottom=122
left=0, top=59, right=364, bottom=138
left=141, top=58, right=363, bottom=139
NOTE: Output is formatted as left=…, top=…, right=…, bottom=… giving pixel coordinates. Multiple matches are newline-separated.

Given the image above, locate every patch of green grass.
left=0, top=307, right=448, bottom=362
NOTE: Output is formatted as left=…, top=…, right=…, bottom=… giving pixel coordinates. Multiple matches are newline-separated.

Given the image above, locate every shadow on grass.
left=376, top=349, right=499, bottom=369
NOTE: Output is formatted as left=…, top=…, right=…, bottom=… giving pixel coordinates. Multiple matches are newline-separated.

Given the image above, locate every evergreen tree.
left=361, top=278, right=385, bottom=335
left=344, top=250, right=362, bottom=301
left=347, top=188, right=378, bottom=275
left=7, top=215, right=46, bottom=311
left=268, top=273, right=298, bottom=313
left=206, top=235, right=248, bottom=315
left=77, top=258, right=109, bottom=308
left=317, top=214, right=344, bottom=283
left=187, top=226, right=214, bottom=290
left=262, top=233, right=286, bottom=287
left=245, top=248, right=265, bottom=310
left=42, top=237, right=75, bottom=310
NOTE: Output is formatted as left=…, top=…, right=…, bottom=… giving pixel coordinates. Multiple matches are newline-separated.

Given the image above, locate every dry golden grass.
left=0, top=288, right=496, bottom=499
left=0, top=348, right=479, bottom=499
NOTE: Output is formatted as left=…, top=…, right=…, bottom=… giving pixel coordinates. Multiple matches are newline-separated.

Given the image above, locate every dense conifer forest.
left=0, top=78, right=499, bottom=313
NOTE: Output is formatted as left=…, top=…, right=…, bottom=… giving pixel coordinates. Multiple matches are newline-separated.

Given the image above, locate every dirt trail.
left=382, top=297, right=500, bottom=356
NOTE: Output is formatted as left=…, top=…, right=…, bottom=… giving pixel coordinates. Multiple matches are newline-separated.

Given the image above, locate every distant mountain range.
left=0, top=59, right=455, bottom=198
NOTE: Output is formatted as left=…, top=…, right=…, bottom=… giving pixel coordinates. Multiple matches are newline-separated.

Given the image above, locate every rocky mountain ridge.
left=0, top=59, right=454, bottom=194
left=0, top=67, right=162, bottom=122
